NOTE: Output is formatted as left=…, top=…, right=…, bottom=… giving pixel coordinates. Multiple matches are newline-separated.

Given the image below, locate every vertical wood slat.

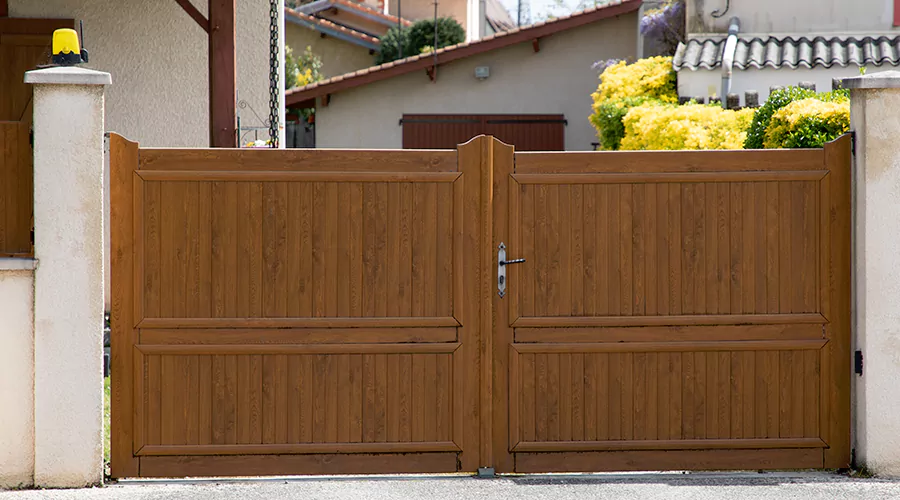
left=0, top=121, right=33, bottom=255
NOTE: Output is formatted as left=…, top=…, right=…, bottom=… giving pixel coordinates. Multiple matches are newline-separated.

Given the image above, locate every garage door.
left=401, top=114, right=566, bottom=151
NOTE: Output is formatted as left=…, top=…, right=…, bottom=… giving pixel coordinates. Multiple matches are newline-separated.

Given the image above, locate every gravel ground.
left=3, top=472, right=900, bottom=500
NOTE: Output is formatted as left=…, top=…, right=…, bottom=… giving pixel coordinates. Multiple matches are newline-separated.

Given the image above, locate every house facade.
left=284, top=0, right=516, bottom=83
left=674, top=0, right=900, bottom=104
left=286, top=0, right=641, bottom=151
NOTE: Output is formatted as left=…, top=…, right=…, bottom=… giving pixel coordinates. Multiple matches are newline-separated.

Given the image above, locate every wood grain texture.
left=139, top=352, right=456, bottom=447
left=509, top=348, right=823, bottom=444
left=110, top=134, right=140, bottom=477
left=505, top=144, right=848, bottom=472
left=139, top=453, right=459, bottom=477
left=117, top=143, right=480, bottom=478
left=514, top=181, right=821, bottom=320
left=115, top=135, right=850, bottom=477
left=141, top=178, right=456, bottom=321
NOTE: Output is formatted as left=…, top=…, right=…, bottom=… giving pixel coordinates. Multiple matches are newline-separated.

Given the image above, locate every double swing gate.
left=110, top=133, right=851, bottom=477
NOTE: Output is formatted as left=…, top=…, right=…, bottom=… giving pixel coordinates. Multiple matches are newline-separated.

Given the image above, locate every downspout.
left=720, top=16, right=740, bottom=109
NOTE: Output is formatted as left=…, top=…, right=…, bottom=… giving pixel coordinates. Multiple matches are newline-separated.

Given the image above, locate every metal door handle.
left=498, top=242, right=525, bottom=298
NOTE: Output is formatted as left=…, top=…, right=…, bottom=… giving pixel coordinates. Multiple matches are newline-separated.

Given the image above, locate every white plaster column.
left=25, top=66, right=111, bottom=488
left=843, top=70, right=900, bottom=477
left=0, top=260, right=37, bottom=489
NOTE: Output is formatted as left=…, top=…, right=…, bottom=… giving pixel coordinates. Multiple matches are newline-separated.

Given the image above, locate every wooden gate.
left=109, top=134, right=489, bottom=477
left=490, top=136, right=851, bottom=472
left=111, top=134, right=850, bottom=477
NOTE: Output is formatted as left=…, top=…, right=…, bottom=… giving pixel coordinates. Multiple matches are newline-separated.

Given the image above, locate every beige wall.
left=677, top=64, right=900, bottom=106
left=388, top=0, right=468, bottom=28
left=286, top=22, right=376, bottom=80
left=687, top=0, right=900, bottom=34
left=10, top=0, right=273, bottom=147
left=0, top=265, right=35, bottom=489
left=315, top=12, right=637, bottom=150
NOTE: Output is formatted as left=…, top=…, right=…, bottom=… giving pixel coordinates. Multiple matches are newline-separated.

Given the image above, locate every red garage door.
left=402, top=114, right=565, bottom=150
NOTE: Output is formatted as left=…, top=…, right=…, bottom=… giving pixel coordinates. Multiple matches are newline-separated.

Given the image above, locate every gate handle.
left=498, top=242, right=525, bottom=298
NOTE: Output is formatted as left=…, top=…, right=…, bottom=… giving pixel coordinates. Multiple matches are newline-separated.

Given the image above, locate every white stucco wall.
left=315, top=11, right=637, bottom=150
left=687, top=0, right=900, bottom=34
left=847, top=74, right=900, bottom=477
left=0, top=264, right=35, bottom=489
left=9, top=0, right=273, bottom=147
left=28, top=68, right=108, bottom=488
left=677, top=65, right=899, bottom=106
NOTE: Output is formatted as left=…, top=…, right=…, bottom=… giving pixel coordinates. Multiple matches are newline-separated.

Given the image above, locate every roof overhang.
left=286, top=9, right=381, bottom=51
left=299, top=0, right=411, bottom=28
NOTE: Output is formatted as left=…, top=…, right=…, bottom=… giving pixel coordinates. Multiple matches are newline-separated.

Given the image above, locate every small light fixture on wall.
left=475, top=66, right=490, bottom=80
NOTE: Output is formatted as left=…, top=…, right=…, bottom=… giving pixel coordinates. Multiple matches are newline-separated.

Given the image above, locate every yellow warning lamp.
left=51, top=23, right=89, bottom=66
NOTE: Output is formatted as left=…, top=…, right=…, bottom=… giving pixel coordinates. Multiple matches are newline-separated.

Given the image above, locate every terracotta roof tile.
left=286, top=7, right=381, bottom=46
left=331, top=0, right=412, bottom=26
left=674, top=35, right=900, bottom=70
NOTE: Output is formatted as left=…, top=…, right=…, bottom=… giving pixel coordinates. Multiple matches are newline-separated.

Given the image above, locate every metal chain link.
left=268, top=0, right=280, bottom=148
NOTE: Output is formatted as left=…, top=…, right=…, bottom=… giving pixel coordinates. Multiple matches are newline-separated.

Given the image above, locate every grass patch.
left=104, top=376, right=110, bottom=464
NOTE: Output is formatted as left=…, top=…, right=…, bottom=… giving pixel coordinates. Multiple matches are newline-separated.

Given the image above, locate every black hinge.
left=855, top=350, right=863, bottom=375
left=849, top=130, right=857, bottom=156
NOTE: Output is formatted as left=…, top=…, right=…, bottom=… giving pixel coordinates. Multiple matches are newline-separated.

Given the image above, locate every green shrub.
left=762, top=97, right=850, bottom=149
left=589, top=96, right=655, bottom=150
left=743, top=87, right=849, bottom=149
left=376, top=17, right=465, bottom=65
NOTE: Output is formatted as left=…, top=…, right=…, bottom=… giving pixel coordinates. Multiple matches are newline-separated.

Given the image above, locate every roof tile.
left=674, top=35, right=900, bottom=70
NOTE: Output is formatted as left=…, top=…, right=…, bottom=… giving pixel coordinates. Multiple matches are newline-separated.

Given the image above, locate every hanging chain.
left=268, top=0, right=280, bottom=148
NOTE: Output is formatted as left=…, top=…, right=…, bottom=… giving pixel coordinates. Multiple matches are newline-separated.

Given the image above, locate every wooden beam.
left=208, top=0, right=237, bottom=147
left=0, top=18, right=75, bottom=34
left=321, top=94, right=330, bottom=107
left=175, top=0, right=210, bottom=33
left=532, top=38, right=540, bottom=52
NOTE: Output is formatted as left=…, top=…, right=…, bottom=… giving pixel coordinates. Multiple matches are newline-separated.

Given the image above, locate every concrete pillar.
left=843, top=70, right=900, bottom=477
left=0, top=259, right=37, bottom=489
left=25, top=66, right=111, bottom=488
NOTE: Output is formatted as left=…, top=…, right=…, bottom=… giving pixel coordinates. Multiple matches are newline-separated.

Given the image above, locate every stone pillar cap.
left=25, top=66, right=111, bottom=86
left=841, top=70, right=900, bottom=90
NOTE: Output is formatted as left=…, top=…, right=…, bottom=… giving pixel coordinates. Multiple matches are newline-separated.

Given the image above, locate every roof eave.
left=286, top=12, right=381, bottom=51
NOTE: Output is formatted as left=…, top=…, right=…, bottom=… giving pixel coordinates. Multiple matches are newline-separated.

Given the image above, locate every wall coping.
left=24, top=67, right=111, bottom=86
left=842, top=70, right=900, bottom=90
left=0, top=258, right=38, bottom=271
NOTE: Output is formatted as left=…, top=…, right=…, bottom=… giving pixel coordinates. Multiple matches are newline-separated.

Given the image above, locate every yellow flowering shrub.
left=762, top=97, right=850, bottom=149
left=620, top=102, right=755, bottom=150
left=295, top=68, right=315, bottom=87
left=592, top=56, right=678, bottom=103
left=589, top=57, right=678, bottom=149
